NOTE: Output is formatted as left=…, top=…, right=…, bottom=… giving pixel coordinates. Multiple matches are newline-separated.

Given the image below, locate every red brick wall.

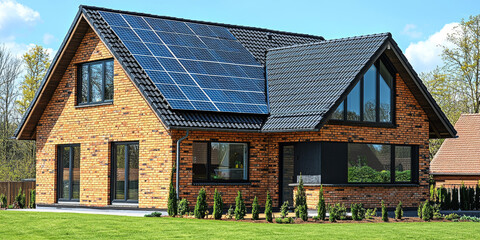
left=35, top=25, right=429, bottom=210
left=35, top=26, right=173, bottom=208
left=173, top=72, right=430, bottom=209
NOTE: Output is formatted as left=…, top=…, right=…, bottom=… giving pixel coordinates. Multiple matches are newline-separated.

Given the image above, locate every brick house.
left=15, top=5, right=456, bottom=210
left=431, top=114, right=480, bottom=188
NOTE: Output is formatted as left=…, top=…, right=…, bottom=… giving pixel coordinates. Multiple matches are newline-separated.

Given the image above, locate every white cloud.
left=402, top=24, right=422, bottom=39
left=43, top=33, right=55, bottom=45
left=405, top=22, right=459, bottom=73
left=0, top=0, right=40, bottom=30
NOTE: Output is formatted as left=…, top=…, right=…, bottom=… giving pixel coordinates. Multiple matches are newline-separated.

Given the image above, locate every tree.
left=264, top=191, right=273, bottom=222
left=251, top=196, right=259, bottom=220
left=167, top=167, right=177, bottom=217
left=213, top=189, right=223, bottom=220
left=442, top=15, right=480, bottom=114
left=421, top=68, right=464, bottom=157
left=17, top=45, right=51, bottom=115
left=0, top=46, right=22, bottom=181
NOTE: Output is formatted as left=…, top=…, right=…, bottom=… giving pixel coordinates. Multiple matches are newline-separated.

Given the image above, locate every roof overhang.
left=15, top=9, right=89, bottom=140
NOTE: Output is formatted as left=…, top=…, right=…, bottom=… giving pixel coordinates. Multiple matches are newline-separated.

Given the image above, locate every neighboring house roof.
left=14, top=5, right=457, bottom=139
left=431, top=114, right=480, bottom=176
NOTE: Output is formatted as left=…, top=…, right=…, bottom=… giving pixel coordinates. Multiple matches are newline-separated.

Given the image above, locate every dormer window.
left=78, top=59, right=114, bottom=105
left=331, top=56, right=395, bottom=124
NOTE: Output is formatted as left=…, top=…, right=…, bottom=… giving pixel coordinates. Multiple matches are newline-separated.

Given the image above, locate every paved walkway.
left=8, top=206, right=166, bottom=217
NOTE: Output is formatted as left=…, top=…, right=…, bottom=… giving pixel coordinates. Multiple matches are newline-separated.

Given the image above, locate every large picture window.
left=111, top=142, right=139, bottom=203
left=348, top=143, right=415, bottom=184
left=57, top=144, right=80, bottom=201
left=331, top=56, right=395, bottom=124
left=193, top=142, right=248, bottom=183
left=78, top=59, right=114, bottom=105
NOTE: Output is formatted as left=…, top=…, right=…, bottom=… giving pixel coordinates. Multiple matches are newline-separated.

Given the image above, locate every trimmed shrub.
left=294, top=174, right=308, bottom=221
left=422, top=200, right=433, bottom=221
left=328, top=204, right=339, bottom=222
left=476, top=183, right=480, bottom=210
left=417, top=201, right=423, bottom=218
left=365, top=208, right=377, bottom=219
left=430, top=184, right=437, bottom=202
left=445, top=213, right=460, bottom=220
left=14, top=188, right=26, bottom=209
left=0, top=193, right=6, bottom=208
left=226, top=205, right=234, bottom=219
left=29, top=190, right=35, bottom=209
left=167, top=167, right=177, bottom=217
left=395, top=201, right=403, bottom=219
left=275, top=217, right=294, bottom=224
left=194, top=188, right=207, bottom=219
left=213, top=189, right=223, bottom=220
left=234, top=191, right=246, bottom=220
left=251, top=196, right=259, bottom=220
left=280, top=201, right=289, bottom=218
left=317, top=185, right=326, bottom=221
left=265, top=191, right=273, bottom=222
left=381, top=200, right=388, bottom=222
left=452, top=187, right=460, bottom=210
left=445, top=189, right=451, bottom=210
left=178, top=199, right=189, bottom=216
left=460, top=183, right=467, bottom=210
left=469, top=187, right=475, bottom=210
left=144, top=212, right=162, bottom=217
left=351, top=203, right=364, bottom=221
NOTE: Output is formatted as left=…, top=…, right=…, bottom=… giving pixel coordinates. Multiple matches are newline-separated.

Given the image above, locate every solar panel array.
left=99, top=11, right=268, bottom=114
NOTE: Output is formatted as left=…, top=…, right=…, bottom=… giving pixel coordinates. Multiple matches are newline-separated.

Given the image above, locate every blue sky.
left=1, top=0, right=479, bottom=73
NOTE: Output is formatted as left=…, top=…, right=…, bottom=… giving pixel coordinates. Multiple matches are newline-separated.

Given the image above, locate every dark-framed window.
left=331, top=55, right=395, bottom=124
left=111, top=142, right=139, bottom=203
left=57, top=144, right=80, bottom=202
left=78, top=59, right=114, bottom=105
left=193, top=142, right=249, bottom=183
left=347, top=143, right=417, bottom=184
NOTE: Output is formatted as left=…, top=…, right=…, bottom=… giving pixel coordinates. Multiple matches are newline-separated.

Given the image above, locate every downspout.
left=176, top=130, right=189, bottom=200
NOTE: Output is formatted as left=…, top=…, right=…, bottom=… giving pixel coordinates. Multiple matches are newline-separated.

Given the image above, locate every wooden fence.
left=0, top=181, right=36, bottom=208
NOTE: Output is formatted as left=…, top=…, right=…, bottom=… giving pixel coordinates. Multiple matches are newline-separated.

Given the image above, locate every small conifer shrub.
left=167, top=168, right=177, bottom=217
left=280, top=201, right=289, bottom=218
left=395, top=201, right=403, bottom=219
left=213, top=189, right=223, bottom=220
left=294, top=174, right=308, bottom=221
left=381, top=200, right=388, bottom=222
left=422, top=200, right=433, bottom=221
left=265, top=191, right=273, bottom=222
left=194, top=188, right=207, bottom=219
left=178, top=199, right=189, bottom=216
left=317, top=185, right=326, bottom=221
left=251, top=196, right=259, bottom=220
left=234, top=191, right=246, bottom=220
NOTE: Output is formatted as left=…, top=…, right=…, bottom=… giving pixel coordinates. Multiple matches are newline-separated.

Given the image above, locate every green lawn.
left=0, top=211, right=479, bottom=239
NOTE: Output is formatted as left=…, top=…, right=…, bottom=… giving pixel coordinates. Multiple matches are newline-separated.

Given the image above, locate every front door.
left=111, top=142, right=139, bottom=203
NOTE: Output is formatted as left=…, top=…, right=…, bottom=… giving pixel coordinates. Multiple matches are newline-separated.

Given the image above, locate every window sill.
left=75, top=101, right=113, bottom=108
left=288, top=183, right=419, bottom=187
left=193, top=182, right=251, bottom=186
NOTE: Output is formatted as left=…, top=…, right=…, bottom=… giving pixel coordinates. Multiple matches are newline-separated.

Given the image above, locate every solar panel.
left=99, top=11, right=268, bottom=114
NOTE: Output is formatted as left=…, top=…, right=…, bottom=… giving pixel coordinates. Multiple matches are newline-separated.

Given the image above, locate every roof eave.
left=14, top=8, right=85, bottom=140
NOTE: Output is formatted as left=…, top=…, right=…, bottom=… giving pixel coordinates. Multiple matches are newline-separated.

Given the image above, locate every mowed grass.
left=0, top=211, right=479, bottom=240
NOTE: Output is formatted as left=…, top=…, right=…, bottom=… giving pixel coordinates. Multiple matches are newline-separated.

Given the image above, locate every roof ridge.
left=80, top=5, right=324, bottom=40
left=267, top=32, right=391, bottom=52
